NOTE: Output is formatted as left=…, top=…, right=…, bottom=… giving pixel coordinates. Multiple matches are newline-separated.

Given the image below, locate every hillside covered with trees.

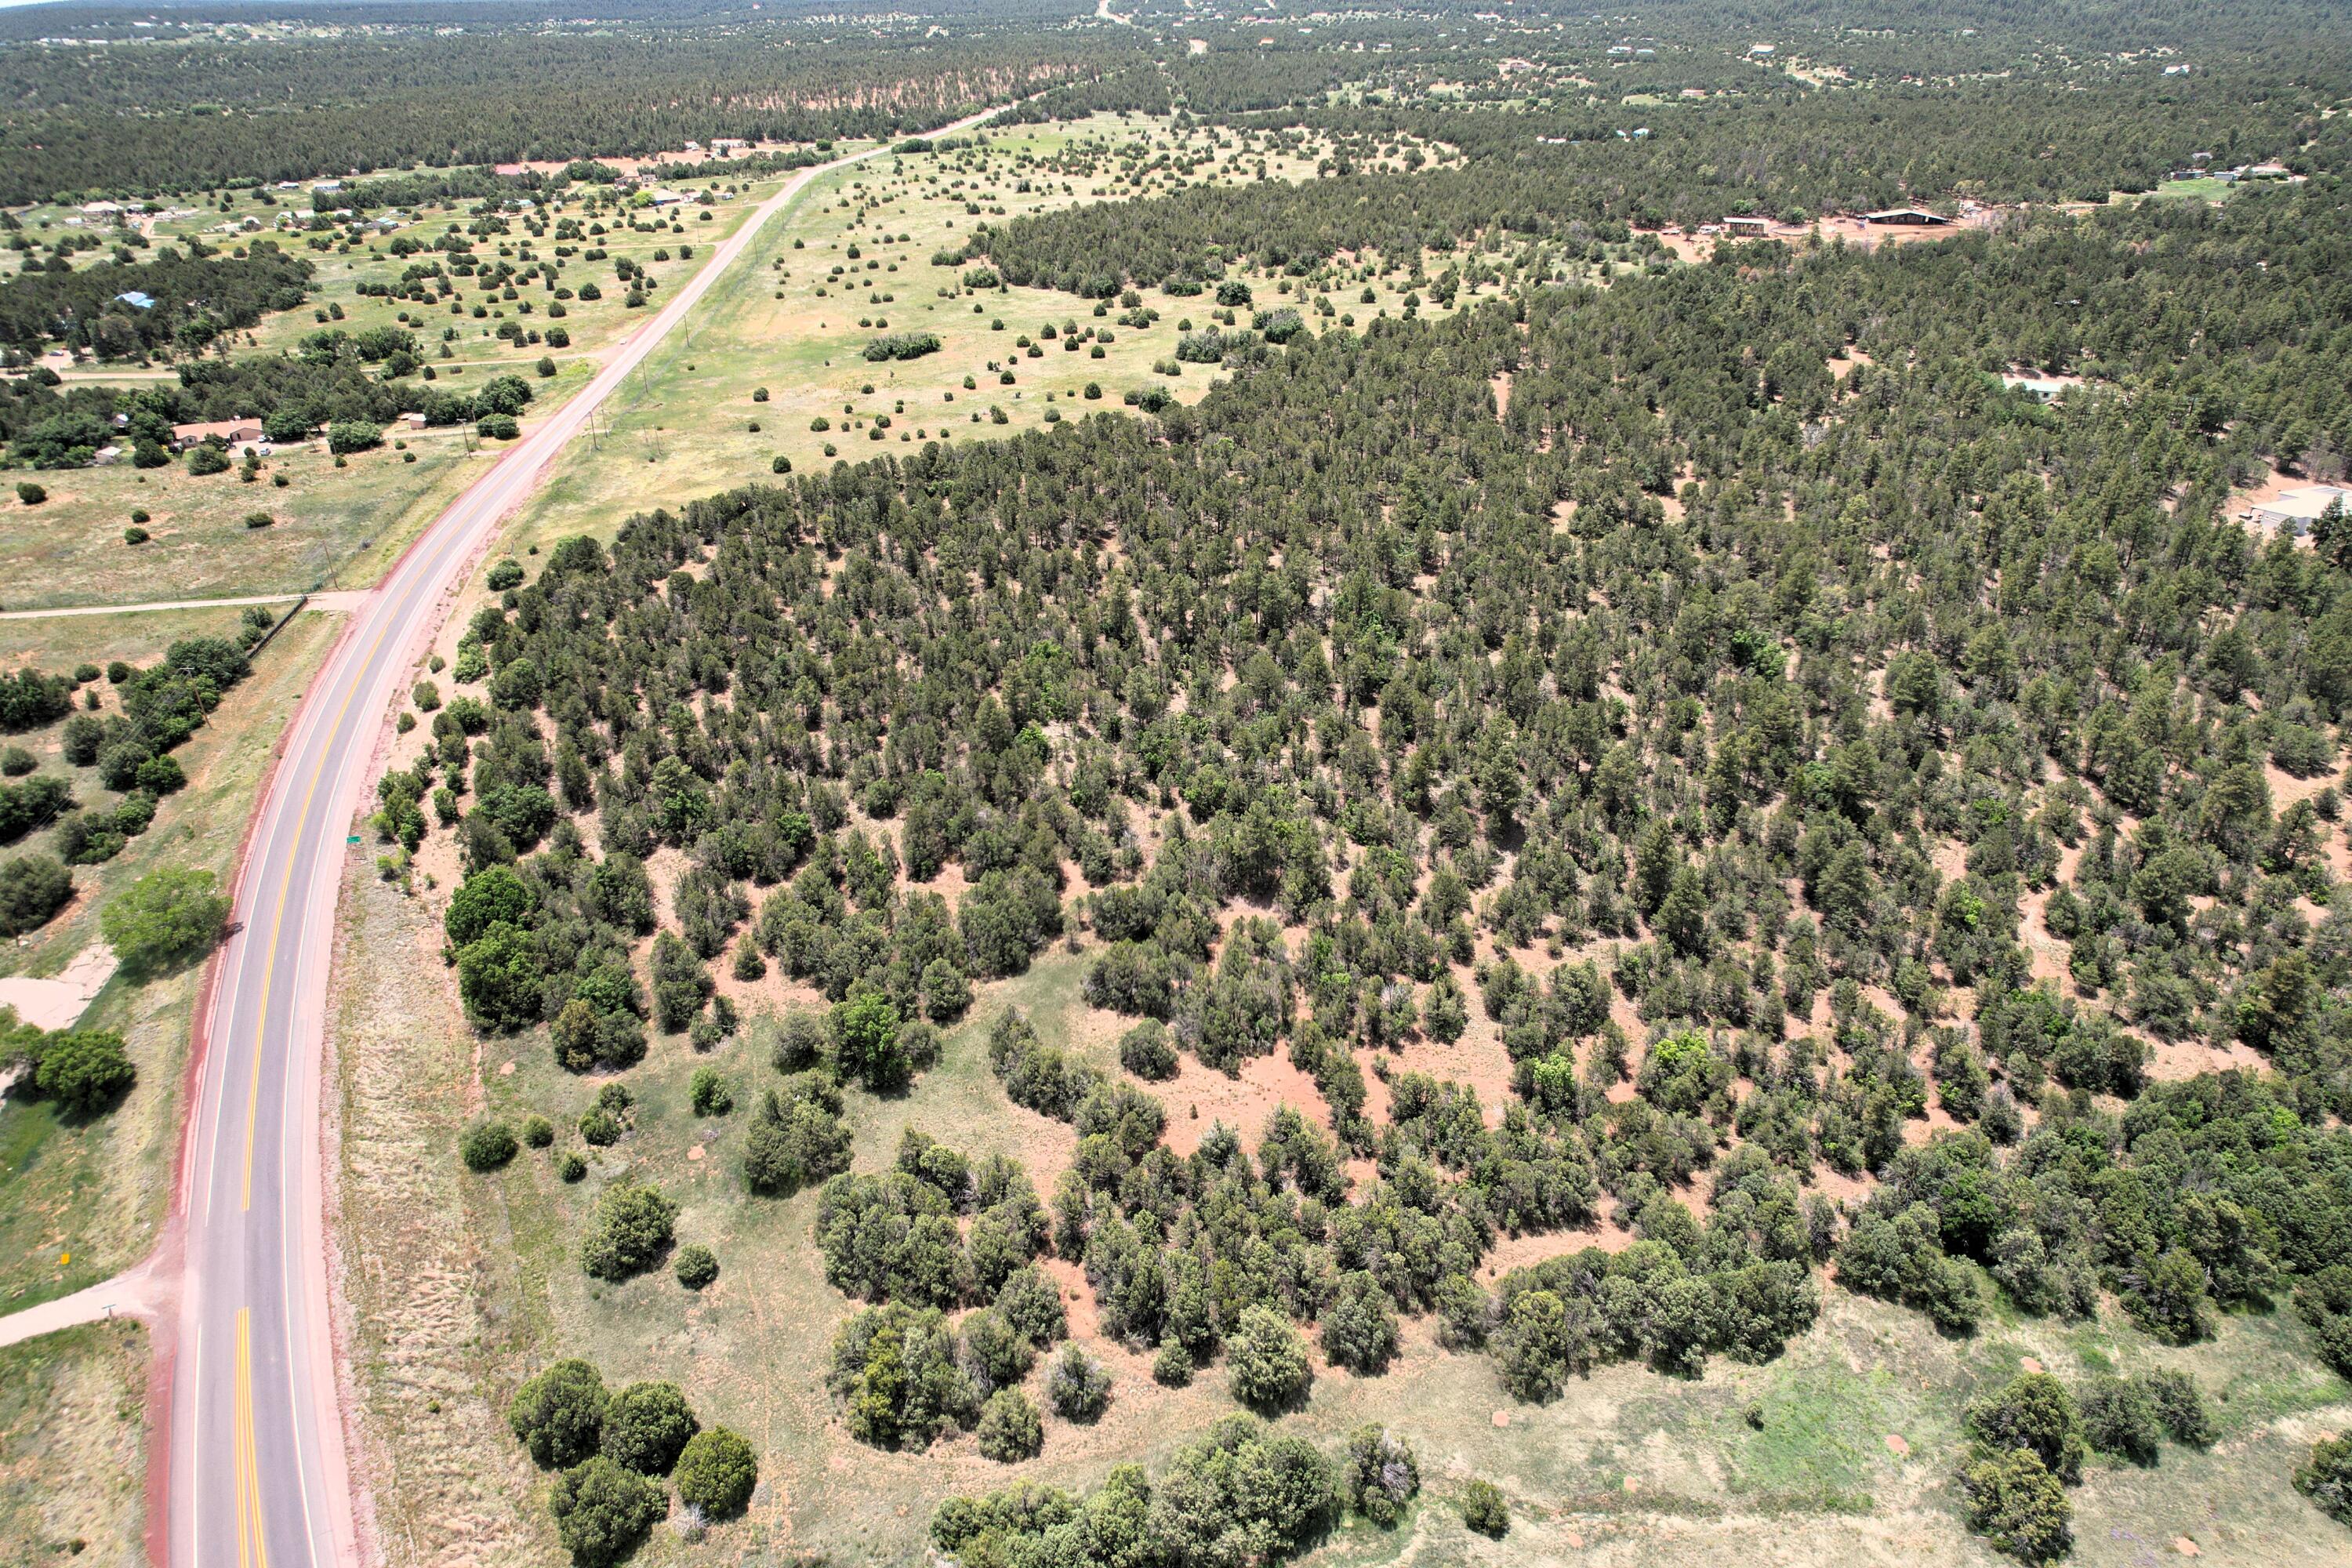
left=412, top=150, right=2352, bottom=1557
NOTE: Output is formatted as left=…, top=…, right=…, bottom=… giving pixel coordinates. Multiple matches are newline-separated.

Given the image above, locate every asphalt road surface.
left=166, top=109, right=1000, bottom=1568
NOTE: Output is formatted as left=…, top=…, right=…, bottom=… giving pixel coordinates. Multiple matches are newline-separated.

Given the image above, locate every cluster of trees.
left=815, top=1127, right=1051, bottom=1310
left=0, top=243, right=311, bottom=360
left=5, top=345, right=536, bottom=470
left=505, top=1358, right=757, bottom=1563
left=824, top=1261, right=1067, bottom=1451
left=931, top=1414, right=1436, bottom=1566
left=1957, top=1369, right=2213, bottom=1561
left=864, top=332, right=944, bottom=362
left=53, top=638, right=250, bottom=855
left=0, top=1014, right=136, bottom=1118
left=0, top=644, right=252, bottom=942
left=1474, top=1149, right=1821, bottom=1390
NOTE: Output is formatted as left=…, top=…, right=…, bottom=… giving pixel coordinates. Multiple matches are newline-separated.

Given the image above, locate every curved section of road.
left=162, top=107, right=1002, bottom=1568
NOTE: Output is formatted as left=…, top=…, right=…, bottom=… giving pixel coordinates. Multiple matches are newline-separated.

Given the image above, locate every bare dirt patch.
left=1155, top=1048, right=1330, bottom=1160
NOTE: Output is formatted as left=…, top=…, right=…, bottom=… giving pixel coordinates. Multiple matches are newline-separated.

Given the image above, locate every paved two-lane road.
left=167, top=108, right=1002, bottom=1568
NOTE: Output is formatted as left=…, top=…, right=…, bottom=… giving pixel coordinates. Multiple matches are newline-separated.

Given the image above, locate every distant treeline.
left=973, top=64, right=2350, bottom=294
left=0, top=24, right=1126, bottom=201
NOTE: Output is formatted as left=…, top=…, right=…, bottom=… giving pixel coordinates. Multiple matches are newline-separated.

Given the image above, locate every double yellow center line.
left=234, top=1309, right=272, bottom=1568
left=240, top=590, right=411, bottom=1212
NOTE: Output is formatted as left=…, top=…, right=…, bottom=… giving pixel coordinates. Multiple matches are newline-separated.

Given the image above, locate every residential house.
left=2250, top=485, right=2352, bottom=536
left=172, top=419, right=263, bottom=449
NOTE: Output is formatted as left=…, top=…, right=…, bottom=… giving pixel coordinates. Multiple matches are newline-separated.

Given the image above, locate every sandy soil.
left=0, top=942, right=116, bottom=1033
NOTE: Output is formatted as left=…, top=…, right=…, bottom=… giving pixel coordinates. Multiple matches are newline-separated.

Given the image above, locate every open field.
left=0, top=1318, right=150, bottom=1567
left=0, top=420, right=514, bottom=611
left=22, top=151, right=812, bottom=375
left=0, top=603, right=252, bottom=674
left=2140, top=176, right=2238, bottom=202
left=0, top=608, right=339, bottom=1311
left=5, top=154, right=822, bottom=612
left=498, top=114, right=1450, bottom=550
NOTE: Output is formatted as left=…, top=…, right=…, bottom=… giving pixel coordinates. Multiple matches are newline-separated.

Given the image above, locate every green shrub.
left=975, top=1388, right=1043, bottom=1462
left=549, top=1454, right=665, bottom=1567
left=994, top=1265, right=1067, bottom=1347
left=579, top=1181, right=677, bottom=1280
left=31, top=1029, right=136, bottom=1116
left=1344, top=1425, right=1420, bottom=1526
left=15, top=482, right=44, bottom=505
left=0, top=853, right=73, bottom=936
left=1152, top=1343, right=1193, bottom=1387
left=2297, top=1431, right=2352, bottom=1527
left=1960, top=1447, right=2072, bottom=1562
left=1458, top=1479, right=1508, bottom=1537
left=601, top=1381, right=698, bottom=1475
left=1118, top=1018, right=1178, bottom=1080
left=960, top=1308, right=1035, bottom=1389
left=1045, top=1343, right=1111, bottom=1423
left=459, top=1117, right=518, bottom=1171
left=673, top=1243, right=719, bottom=1290
left=326, top=420, right=381, bottom=454
left=1227, top=1305, right=1311, bottom=1412
left=688, top=1065, right=732, bottom=1116
left=101, top=867, right=230, bottom=980
left=509, top=1359, right=608, bottom=1468
left=521, top=1114, right=555, bottom=1148
left=2143, top=1368, right=2216, bottom=1447
left=1319, top=1271, right=1400, bottom=1375
left=1965, top=1374, right=2086, bottom=1485
left=673, top=1426, right=759, bottom=1519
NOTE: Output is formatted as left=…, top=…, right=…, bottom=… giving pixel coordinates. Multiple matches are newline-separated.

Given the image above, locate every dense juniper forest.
left=28, top=0, right=2352, bottom=1558
left=0, top=0, right=1117, bottom=200
left=432, top=146, right=2352, bottom=1568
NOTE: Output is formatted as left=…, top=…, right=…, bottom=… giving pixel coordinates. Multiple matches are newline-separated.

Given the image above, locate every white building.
left=2250, top=485, right=2352, bottom=535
